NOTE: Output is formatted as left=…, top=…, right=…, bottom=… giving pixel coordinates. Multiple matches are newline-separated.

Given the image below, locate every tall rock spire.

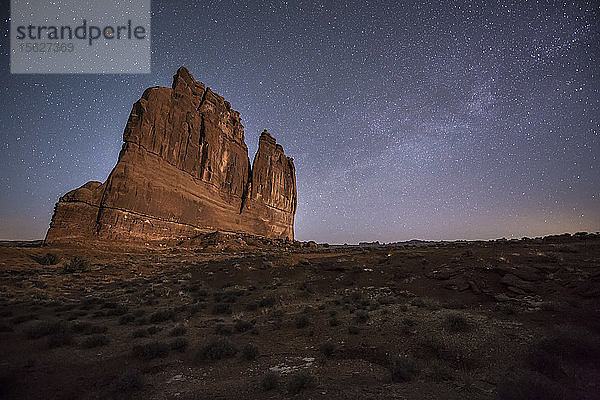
left=45, top=67, right=297, bottom=244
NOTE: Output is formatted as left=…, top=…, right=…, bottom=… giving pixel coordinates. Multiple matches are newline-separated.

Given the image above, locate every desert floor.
left=0, top=233, right=599, bottom=399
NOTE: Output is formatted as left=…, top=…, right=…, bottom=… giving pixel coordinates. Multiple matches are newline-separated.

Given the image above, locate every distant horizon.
left=2, top=227, right=598, bottom=245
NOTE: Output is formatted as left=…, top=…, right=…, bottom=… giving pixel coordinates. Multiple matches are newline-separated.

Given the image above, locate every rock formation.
left=45, top=67, right=297, bottom=244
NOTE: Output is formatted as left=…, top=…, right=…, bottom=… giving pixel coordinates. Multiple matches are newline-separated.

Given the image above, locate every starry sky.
left=1, top=1, right=599, bottom=243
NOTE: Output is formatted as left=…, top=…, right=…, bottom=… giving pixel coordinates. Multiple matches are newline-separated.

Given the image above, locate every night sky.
left=1, top=1, right=599, bottom=243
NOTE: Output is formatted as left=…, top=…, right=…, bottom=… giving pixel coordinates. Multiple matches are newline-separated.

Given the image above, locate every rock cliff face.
left=45, top=67, right=297, bottom=244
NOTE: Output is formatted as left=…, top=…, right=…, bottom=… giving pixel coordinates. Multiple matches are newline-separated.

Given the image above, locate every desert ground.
left=0, top=232, right=599, bottom=399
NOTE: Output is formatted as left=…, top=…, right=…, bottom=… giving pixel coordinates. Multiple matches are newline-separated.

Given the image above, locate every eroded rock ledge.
left=45, top=67, right=297, bottom=244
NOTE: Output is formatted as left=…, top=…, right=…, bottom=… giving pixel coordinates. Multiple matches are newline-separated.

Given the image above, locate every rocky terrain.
left=45, top=67, right=297, bottom=245
left=0, top=232, right=599, bottom=399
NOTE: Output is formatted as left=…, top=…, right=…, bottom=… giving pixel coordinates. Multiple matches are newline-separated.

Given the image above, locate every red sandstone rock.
left=45, top=67, right=297, bottom=244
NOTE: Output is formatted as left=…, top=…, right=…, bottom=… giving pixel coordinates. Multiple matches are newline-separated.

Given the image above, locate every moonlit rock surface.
left=45, top=67, right=297, bottom=244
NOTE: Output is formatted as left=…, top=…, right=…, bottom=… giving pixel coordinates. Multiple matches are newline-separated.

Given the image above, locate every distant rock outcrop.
left=45, top=67, right=297, bottom=244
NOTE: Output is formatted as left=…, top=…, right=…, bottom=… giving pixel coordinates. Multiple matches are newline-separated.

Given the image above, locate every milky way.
left=1, top=1, right=599, bottom=242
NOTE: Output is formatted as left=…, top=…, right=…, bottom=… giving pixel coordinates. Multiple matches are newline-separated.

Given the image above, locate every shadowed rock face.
left=45, top=67, right=297, bottom=244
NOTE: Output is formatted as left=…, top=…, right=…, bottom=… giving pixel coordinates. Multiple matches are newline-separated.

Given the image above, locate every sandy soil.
left=0, top=233, right=599, bottom=399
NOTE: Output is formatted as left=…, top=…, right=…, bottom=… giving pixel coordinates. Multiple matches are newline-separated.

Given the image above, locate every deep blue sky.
left=1, top=1, right=599, bottom=242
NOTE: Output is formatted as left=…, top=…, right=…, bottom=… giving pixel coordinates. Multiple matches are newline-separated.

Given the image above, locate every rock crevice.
left=45, top=67, right=297, bottom=244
